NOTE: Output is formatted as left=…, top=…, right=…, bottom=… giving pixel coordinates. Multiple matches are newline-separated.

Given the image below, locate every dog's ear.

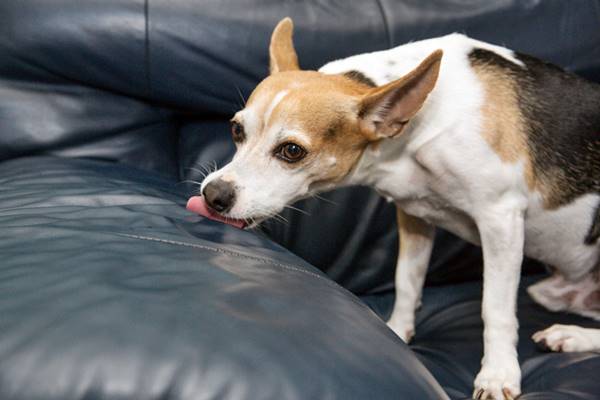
left=358, top=50, right=443, bottom=141
left=269, top=17, right=300, bottom=74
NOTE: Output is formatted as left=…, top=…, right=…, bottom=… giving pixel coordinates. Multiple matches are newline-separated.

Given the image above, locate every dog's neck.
left=343, top=94, right=449, bottom=194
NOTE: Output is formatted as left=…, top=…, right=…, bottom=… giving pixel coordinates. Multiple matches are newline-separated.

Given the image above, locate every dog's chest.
left=373, top=148, right=600, bottom=274
left=399, top=196, right=481, bottom=245
left=370, top=149, right=483, bottom=245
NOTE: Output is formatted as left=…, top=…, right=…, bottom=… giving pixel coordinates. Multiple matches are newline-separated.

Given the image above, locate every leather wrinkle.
left=144, top=0, right=152, bottom=98
left=374, top=0, right=392, bottom=48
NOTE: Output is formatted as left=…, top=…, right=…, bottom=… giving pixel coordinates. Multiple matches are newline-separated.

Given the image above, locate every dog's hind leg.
left=529, top=267, right=600, bottom=352
left=527, top=268, right=600, bottom=320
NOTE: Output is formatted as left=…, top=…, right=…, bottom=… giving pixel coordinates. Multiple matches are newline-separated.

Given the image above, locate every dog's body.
left=322, top=33, right=600, bottom=275
left=196, top=19, right=600, bottom=400
left=319, top=32, right=600, bottom=317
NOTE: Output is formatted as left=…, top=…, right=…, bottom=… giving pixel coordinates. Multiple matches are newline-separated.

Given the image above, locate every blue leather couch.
left=1, top=1, right=599, bottom=399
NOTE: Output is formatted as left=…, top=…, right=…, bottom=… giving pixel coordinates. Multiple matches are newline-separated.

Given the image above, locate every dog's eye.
left=274, top=142, right=307, bottom=163
left=230, top=121, right=245, bottom=143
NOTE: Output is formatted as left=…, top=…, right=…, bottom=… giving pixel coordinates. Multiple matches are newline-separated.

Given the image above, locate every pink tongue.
left=186, top=196, right=247, bottom=229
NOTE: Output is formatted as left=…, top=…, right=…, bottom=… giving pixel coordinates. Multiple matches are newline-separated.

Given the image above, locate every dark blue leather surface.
left=363, top=277, right=600, bottom=399
left=0, top=157, right=447, bottom=400
left=1, top=1, right=600, bottom=399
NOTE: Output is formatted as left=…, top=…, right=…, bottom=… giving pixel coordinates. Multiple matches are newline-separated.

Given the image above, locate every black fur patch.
left=469, top=48, right=600, bottom=245
left=343, top=70, right=376, bottom=87
left=469, top=48, right=600, bottom=217
left=585, top=204, right=600, bottom=245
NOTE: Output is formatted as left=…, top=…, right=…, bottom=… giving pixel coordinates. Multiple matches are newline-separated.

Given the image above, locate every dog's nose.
left=202, top=179, right=236, bottom=213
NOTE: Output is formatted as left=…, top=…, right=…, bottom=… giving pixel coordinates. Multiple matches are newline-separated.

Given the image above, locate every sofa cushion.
left=0, top=156, right=447, bottom=400
left=362, top=277, right=600, bottom=399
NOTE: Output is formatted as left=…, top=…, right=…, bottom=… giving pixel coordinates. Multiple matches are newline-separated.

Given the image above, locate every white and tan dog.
left=189, top=18, right=600, bottom=400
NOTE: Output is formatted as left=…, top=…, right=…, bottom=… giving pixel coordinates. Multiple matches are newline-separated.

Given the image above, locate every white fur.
left=321, top=33, right=599, bottom=399
left=387, top=214, right=434, bottom=343
left=264, top=90, right=289, bottom=125
left=532, top=324, right=600, bottom=352
left=205, top=32, right=599, bottom=400
left=528, top=270, right=600, bottom=320
left=203, top=104, right=315, bottom=224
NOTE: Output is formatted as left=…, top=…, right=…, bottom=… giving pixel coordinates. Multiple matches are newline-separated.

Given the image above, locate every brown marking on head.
left=239, top=69, right=374, bottom=190
left=343, top=70, right=377, bottom=88
left=239, top=20, right=444, bottom=191
left=469, top=55, right=537, bottom=191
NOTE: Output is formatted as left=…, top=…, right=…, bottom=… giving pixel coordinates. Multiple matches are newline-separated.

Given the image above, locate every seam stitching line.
left=115, top=232, right=336, bottom=284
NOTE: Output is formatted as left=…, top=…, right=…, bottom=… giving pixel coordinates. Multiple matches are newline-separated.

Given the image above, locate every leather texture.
left=363, top=276, right=600, bottom=400
left=0, top=157, right=446, bottom=400
left=1, top=0, right=600, bottom=399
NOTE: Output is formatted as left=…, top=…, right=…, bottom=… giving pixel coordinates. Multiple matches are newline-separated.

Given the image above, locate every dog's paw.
left=532, top=324, right=599, bottom=352
left=386, top=317, right=415, bottom=343
left=473, top=361, right=521, bottom=400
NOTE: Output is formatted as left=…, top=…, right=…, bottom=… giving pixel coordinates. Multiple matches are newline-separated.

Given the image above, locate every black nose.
left=202, top=179, right=236, bottom=213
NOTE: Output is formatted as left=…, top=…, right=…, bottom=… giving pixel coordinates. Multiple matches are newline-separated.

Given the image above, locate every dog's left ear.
left=358, top=50, right=443, bottom=141
left=269, top=17, right=300, bottom=74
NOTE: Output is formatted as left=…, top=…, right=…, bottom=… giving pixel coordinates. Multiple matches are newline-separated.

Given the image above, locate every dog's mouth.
left=186, top=196, right=247, bottom=229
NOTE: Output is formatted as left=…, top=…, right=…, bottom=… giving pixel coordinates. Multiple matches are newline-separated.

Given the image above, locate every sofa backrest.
left=2, top=0, right=599, bottom=294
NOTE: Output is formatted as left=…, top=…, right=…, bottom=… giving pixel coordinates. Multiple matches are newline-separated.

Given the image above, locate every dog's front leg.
left=387, top=207, right=434, bottom=343
left=473, top=202, right=525, bottom=400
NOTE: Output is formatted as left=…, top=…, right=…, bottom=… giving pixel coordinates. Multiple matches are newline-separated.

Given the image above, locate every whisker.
left=187, top=162, right=216, bottom=180
left=177, top=179, right=204, bottom=186
left=234, top=85, right=247, bottom=107
left=252, top=207, right=288, bottom=227
left=312, top=193, right=338, bottom=206
left=272, top=213, right=289, bottom=225
left=284, top=204, right=310, bottom=216
left=185, top=167, right=208, bottom=179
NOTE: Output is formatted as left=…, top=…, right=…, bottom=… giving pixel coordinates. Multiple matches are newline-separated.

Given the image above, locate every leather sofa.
left=1, top=1, right=599, bottom=399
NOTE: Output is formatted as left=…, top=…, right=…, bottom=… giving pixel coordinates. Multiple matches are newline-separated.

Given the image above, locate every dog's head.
left=197, top=18, right=442, bottom=227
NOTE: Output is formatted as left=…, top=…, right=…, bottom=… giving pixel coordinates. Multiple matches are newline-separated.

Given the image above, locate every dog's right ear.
left=269, top=17, right=300, bottom=74
left=358, top=50, right=443, bottom=141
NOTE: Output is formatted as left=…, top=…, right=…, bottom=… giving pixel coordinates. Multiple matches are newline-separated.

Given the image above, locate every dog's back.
left=470, top=49, right=600, bottom=243
left=321, top=33, right=600, bottom=272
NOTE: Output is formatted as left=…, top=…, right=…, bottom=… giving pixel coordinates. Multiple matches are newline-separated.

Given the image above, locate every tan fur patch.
left=470, top=62, right=537, bottom=191
left=269, top=18, right=299, bottom=74
left=470, top=60, right=579, bottom=209
left=245, top=71, right=373, bottom=187
left=397, top=208, right=432, bottom=259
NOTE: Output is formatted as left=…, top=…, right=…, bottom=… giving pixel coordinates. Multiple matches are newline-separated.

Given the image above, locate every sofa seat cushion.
left=363, top=277, right=600, bottom=400
left=0, top=156, right=446, bottom=400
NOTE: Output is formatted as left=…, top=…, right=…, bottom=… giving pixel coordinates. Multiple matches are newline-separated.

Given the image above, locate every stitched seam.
left=374, top=0, right=392, bottom=48
left=115, top=232, right=335, bottom=284
left=144, top=0, right=152, bottom=97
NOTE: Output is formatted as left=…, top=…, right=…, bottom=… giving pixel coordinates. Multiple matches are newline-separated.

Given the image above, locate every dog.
left=188, top=18, right=600, bottom=400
